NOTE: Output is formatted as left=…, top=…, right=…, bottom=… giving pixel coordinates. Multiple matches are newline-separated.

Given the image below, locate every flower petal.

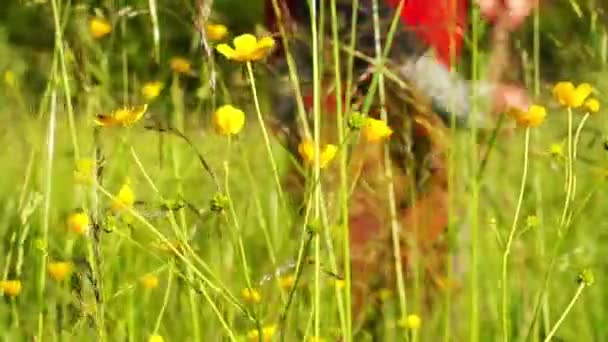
left=124, top=104, right=148, bottom=125
left=94, top=114, right=119, bottom=127
left=216, top=44, right=236, bottom=59
left=233, top=34, right=258, bottom=52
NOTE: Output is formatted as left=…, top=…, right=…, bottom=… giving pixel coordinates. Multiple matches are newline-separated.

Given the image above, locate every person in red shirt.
left=264, top=0, right=536, bottom=316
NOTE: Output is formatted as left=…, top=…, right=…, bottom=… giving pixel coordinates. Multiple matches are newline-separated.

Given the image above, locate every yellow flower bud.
left=90, top=17, right=112, bottom=39
left=48, top=261, right=73, bottom=282
left=148, top=334, right=164, bottom=342
left=241, top=288, right=261, bottom=304
left=213, top=105, right=245, bottom=136
left=399, top=314, right=422, bottom=330
left=170, top=57, right=192, bottom=75
left=585, top=98, right=600, bottom=113
left=67, top=211, right=90, bottom=235
left=206, top=23, right=228, bottom=41
left=362, top=118, right=393, bottom=142
left=141, top=81, right=164, bottom=101
left=111, top=182, right=135, bottom=212
left=247, top=325, right=276, bottom=342
left=0, top=280, right=22, bottom=297
left=297, top=140, right=338, bottom=168
left=141, top=274, right=160, bottom=290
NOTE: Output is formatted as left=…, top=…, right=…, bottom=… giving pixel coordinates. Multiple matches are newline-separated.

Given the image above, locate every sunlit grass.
left=0, top=1, right=606, bottom=341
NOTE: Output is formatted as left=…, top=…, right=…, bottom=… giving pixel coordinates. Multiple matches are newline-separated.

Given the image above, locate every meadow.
left=0, top=0, right=607, bottom=341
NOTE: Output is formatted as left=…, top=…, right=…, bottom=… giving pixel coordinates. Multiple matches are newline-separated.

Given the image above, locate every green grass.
left=0, top=0, right=607, bottom=341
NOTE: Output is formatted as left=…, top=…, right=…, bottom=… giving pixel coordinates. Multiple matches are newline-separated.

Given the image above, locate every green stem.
left=371, top=0, right=408, bottom=320
left=560, top=109, right=574, bottom=226
left=307, top=0, right=322, bottom=337
left=37, top=87, right=57, bottom=340
left=329, top=0, right=351, bottom=338
left=245, top=62, right=287, bottom=209
left=49, top=0, right=79, bottom=159
left=502, top=128, right=531, bottom=342
left=542, top=283, right=586, bottom=342
left=469, top=6, right=481, bottom=342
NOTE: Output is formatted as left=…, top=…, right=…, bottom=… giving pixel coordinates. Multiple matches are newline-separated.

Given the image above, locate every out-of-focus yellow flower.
left=90, top=17, right=112, bottom=39
left=48, top=261, right=73, bottom=282
left=246, top=325, right=276, bottom=342
left=549, top=143, right=564, bottom=158
left=241, top=288, right=261, bottom=304
left=94, top=104, right=148, bottom=127
left=510, top=105, right=546, bottom=128
left=111, top=181, right=135, bottom=212
left=328, top=278, right=346, bottom=289
left=74, top=158, right=95, bottom=185
left=170, top=57, right=192, bottom=75
left=298, top=140, right=338, bottom=168
left=141, top=81, right=164, bottom=100
left=278, top=274, right=295, bottom=290
left=378, top=288, right=393, bottom=301
left=206, top=23, right=228, bottom=41
left=585, top=98, right=600, bottom=113
left=0, top=280, right=22, bottom=297
left=398, top=314, right=421, bottom=330
left=148, top=334, right=164, bottom=342
left=4, top=70, right=15, bottom=87
left=216, top=34, right=275, bottom=62
left=141, top=274, right=160, bottom=290
left=552, top=82, right=593, bottom=108
left=213, top=105, right=245, bottom=135
left=67, top=211, right=90, bottom=235
left=521, top=105, right=547, bottom=127
left=362, top=118, right=393, bottom=142
left=308, top=337, right=327, bottom=342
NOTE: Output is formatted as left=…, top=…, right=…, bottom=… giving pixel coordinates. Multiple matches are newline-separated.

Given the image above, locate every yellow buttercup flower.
left=48, top=261, right=73, bottom=282
left=74, top=158, right=95, bottom=185
left=67, top=211, right=90, bottom=235
left=94, top=104, right=148, bottom=127
left=246, top=325, right=276, bottom=342
left=552, top=82, right=593, bottom=108
left=170, top=57, right=192, bottom=74
left=278, top=274, right=295, bottom=290
left=298, top=140, right=338, bottom=168
left=213, top=105, right=245, bottom=135
left=585, top=98, right=600, bottom=113
left=141, top=81, right=164, bottom=100
left=4, top=70, right=15, bottom=87
left=509, top=105, right=546, bottom=128
left=549, top=143, right=564, bottom=158
left=329, top=278, right=346, bottom=289
left=519, top=105, right=547, bottom=127
left=148, top=334, right=164, bottom=342
left=241, top=288, right=261, bottom=304
left=362, top=118, right=393, bottom=142
left=216, top=34, right=275, bottom=62
left=398, top=314, right=422, bottom=330
left=0, top=280, right=22, bottom=297
left=378, top=288, right=393, bottom=301
left=141, top=274, right=160, bottom=290
left=90, top=17, right=112, bottom=39
left=206, top=23, right=228, bottom=41
left=111, top=181, right=135, bottom=212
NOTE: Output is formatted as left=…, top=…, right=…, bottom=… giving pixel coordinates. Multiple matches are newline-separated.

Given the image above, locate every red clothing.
left=386, top=0, right=468, bottom=68
left=265, top=0, right=468, bottom=68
